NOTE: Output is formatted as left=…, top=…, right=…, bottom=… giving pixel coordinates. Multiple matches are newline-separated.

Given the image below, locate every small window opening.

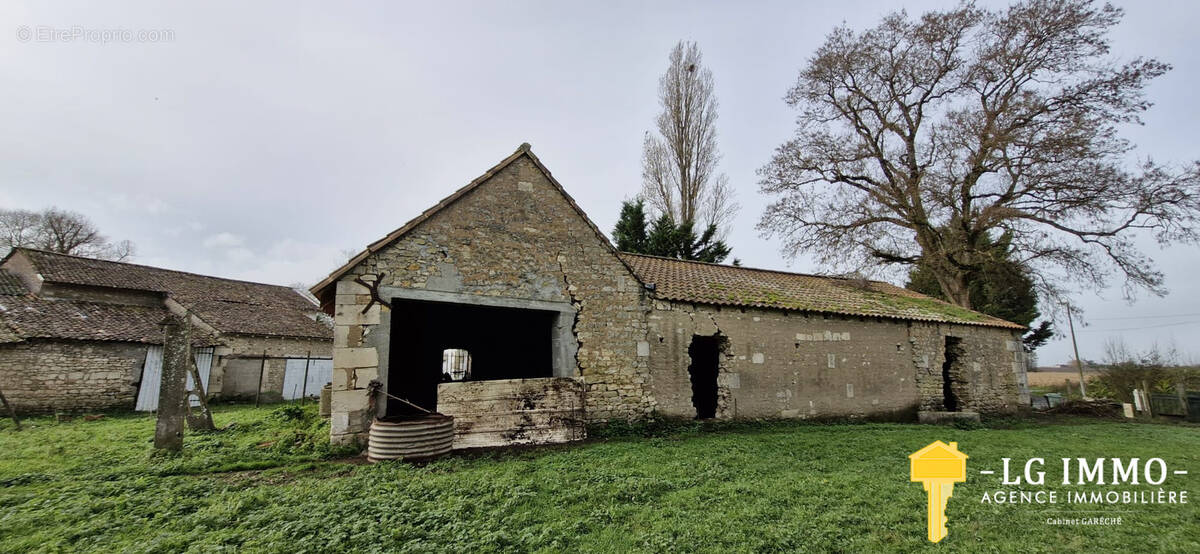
left=442, top=348, right=472, bottom=381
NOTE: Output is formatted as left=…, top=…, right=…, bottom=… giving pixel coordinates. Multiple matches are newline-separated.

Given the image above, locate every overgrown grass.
left=0, top=405, right=1197, bottom=552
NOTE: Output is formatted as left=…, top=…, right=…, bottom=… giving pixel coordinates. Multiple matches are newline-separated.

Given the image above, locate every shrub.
left=1089, top=340, right=1188, bottom=403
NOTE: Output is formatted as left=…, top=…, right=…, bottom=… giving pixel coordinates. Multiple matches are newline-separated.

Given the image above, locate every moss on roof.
left=622, top=253, right=1023, bottom=329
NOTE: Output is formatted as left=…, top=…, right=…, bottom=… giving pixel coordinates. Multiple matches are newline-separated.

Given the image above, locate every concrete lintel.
left=379, top=286, right=575, bottom=313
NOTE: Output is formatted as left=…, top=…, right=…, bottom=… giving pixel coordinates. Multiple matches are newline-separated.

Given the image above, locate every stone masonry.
left=326, top=149, right=654, bottom=444
left=646, top=302, right=1025, bottom=420
left=0, top=339, right=148, bottom=413
left=317, top=145, right=1029, bottom=445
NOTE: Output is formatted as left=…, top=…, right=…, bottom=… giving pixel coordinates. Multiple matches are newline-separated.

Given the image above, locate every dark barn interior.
left=386, top=299, right=556, bottom=416
left=942, top=336, right=963, bottom=412
left=688, top=335, right=721, bottom=419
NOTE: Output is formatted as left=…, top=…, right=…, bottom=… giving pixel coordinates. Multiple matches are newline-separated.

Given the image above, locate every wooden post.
left=0, top=387, right=20, bottom=430
left=185, top=353, right=215, bottom=431
left=154, top=315, right=189, bottom=451
left=299, top=350, right=312, bottom=403
left=1177, top=381, right=1189, bottom=418
left=254, top=350, right=267, bottom=407
left=1142, top=380, right=1153, bottom=418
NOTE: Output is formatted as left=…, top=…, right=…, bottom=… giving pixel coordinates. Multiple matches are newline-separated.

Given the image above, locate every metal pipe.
left=300, top=350, right=312, bottom=403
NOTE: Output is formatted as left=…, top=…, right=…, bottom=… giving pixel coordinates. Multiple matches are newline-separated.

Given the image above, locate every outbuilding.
left=0, top=248, right=333, bottom=413
left=312, top=144, right=1028, bottom=446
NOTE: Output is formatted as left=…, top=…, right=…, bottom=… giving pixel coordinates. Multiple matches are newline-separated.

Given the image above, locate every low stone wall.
left=0, top=339, right=148, bottom=413
left=437, top=377, right=586, bottom=449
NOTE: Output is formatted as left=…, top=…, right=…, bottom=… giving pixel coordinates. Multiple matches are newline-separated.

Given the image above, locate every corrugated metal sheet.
left=282, top=357, right=333, bottom=400
left=135, top=346, right=213, bottom=412
left=134, top=346, right=163, bottom=412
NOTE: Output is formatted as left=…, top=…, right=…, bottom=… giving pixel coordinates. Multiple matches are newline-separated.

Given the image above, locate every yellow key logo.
left=910, top=441, right=968, bottom=543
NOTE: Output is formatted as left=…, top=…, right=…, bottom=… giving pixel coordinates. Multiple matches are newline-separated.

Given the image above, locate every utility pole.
left=1065, top=304, right=1088, bottom=398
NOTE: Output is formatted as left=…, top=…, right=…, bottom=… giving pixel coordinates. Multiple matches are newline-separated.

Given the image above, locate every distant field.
left=0, top=405, right=1197, bottom=552
left=1027, top=370, right=1094, bottom=387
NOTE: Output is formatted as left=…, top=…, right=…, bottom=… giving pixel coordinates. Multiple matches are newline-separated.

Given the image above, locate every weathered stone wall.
left=329, top=154, right=653, bottom=444
left=646, top=301, right=1026, bottom=420
left=908, top=322, right=1028, bottom=414
left=323, top=151, right=1027, bottom=444
left=0, top=252, right=43, bottom=294
left=210, top=334, right=331, bottom=401
left=0, top=339, right=148, bottom=413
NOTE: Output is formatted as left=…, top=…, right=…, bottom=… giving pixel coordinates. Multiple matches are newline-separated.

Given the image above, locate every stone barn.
left=312, top=144, right=1028, bottom=447
left=0, top=248, right=332, bottom=413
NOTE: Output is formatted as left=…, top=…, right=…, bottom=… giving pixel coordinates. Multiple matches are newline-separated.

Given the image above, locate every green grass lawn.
left=0, top=405, right=1197, bottom=553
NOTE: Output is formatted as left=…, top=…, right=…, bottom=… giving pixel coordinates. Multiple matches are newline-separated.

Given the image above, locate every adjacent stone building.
left=0, top=249, right=332, bottom=413
left=312, top=144, right=1028, bottom=446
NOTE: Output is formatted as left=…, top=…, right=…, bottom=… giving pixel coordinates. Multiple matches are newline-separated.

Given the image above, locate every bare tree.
left=758, top=0, right=1200, bottom=309
left=642, top=41, right=739, bottom=233
left=0, top=209, right=42, bottom=251
left=0, top=207, right=136, bottom=261
left=289, top=282, right=320, bottom=306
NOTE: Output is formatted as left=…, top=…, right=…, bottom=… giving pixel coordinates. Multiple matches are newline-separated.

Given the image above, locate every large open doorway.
left=386, top=299, right=558, bottom=416
left=688, top=335, right=722, bottom=419
left=942, top=336, right=963, bottom=412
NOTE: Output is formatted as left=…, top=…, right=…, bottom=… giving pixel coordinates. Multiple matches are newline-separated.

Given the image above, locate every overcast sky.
left=2, top=1, right=1197, bottom=365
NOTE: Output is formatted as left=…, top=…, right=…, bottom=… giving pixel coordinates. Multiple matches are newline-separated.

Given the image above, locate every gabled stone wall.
left=328, top=154, right=654, bottom=444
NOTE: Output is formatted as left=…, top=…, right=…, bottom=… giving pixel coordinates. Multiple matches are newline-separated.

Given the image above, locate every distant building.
left=0, top=248, right=332, bottom=413
left=311, top=145, right=1029, bottom=447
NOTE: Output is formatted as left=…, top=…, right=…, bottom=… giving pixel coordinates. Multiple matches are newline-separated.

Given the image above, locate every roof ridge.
left=14, top=247, right=304, bottom=292
left=309, top=145, right=530, bottom=296
left=616, top=252, right=891, bottom=285
left=310, top=143, right=646, bottom=298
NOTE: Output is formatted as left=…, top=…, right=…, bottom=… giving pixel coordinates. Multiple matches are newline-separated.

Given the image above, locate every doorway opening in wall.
left=387, top=299, right=558, bottom=416
left=688, top=334, right=722, bottom=419
left=942, top=336, right=963, bottom=412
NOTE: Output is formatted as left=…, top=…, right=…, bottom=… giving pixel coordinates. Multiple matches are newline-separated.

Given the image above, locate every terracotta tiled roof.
left=620, top=253, right=1024, bottom=329
left=9, top=249, right=331, bottom=340
left=0, top=296, right=218, bottom=345
left=187, top=300, right=331, bottom=340
left=0, top=269, right=27, bottom=296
